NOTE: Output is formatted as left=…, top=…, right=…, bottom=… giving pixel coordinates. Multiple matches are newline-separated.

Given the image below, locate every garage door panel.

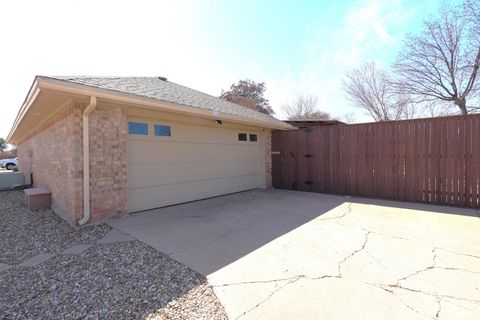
left=207, top=144, right=261, bottom=161
left=128, top=159, right=261, bottom=189
left=128, top=140, right=176, bottom=164
left=173, top=124, right=240, bottom=144
left=129, top=141, right=261, bottom=164
left=207, top=175, right=260, bottom=196
left=127, top=121, right=264, bottom=213
left=128, top=175, right=260, bottom=213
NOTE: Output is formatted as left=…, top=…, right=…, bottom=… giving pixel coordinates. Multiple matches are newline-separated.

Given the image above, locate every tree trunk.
left=455, top=97, right=468, bottom=115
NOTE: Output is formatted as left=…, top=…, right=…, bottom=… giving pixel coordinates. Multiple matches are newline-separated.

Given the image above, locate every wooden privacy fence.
left=272, top=114, right=480, bottom=208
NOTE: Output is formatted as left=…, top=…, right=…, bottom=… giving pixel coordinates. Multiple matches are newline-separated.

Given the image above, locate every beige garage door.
left=127, top=118, right=265, bottom=213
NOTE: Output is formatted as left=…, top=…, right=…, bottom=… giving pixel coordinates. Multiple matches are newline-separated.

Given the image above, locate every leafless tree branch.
left=281, top=93, right=331, bottom=120
left=343, top=62, right=422, bottom=121
left=393, top=4, right=480, bottom=115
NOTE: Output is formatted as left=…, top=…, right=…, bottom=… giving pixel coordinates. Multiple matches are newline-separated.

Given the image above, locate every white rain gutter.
left=79, top=96, right=97, bottom=225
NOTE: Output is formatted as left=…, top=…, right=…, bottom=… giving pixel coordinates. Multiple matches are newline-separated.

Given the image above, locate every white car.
left=0, top=157, right=18, bottom=170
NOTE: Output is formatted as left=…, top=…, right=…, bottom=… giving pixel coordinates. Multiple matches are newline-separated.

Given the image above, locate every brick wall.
left=265, top=130, right=272, bottom=189
left=17, top=102, right=83, bottom=226
left=88, top=105, right=128, bottom=222
left=17, top=102, right=128, bottom=227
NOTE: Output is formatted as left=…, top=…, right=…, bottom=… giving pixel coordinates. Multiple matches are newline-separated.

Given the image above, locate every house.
left=7, top=76, right=293, bottom=227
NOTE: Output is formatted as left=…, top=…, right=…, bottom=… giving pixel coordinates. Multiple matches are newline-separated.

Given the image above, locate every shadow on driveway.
left=109, top=188, right=479, bottom=276
left=109, top=189, right=347, bottom=275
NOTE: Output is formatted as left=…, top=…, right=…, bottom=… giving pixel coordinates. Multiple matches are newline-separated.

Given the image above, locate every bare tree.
left=466, top=0, right=480, bottom=27
left=466, top=0, right=480, bottom=107
left=393, top=4, right=480, bottom=115
left=343, top=62, right=417, bottom=121
left=337, top=112, right=357, bottom=124
left=422, top=101, right=455, bottom=117
left=281, top=93, right=331, bottom=120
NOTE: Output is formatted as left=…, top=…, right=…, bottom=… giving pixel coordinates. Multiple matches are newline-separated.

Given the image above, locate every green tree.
left=220, top=79, right=274, bottom=115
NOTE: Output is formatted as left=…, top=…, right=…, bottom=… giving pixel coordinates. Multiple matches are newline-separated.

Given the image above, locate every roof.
left=7, top=76, right=294, bottom=143
left=285, top=119, right=345, bottom=128
left=40, top=76, right=292, bottom=129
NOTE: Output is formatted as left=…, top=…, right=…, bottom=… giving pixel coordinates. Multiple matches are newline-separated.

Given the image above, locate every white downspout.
left=79, top=96, right=97, bottom=225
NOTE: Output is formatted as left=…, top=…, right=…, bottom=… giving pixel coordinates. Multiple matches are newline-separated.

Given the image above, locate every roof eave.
left=6, top=77, right=41, bottom=143
left=37, top=77, right=294, bottom=131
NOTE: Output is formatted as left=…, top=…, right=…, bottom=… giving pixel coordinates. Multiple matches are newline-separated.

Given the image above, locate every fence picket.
left=272, top=114, right=480, bottom=208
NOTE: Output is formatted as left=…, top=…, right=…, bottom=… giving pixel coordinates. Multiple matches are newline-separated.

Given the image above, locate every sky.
left=0, top=0, right=462, bottom=140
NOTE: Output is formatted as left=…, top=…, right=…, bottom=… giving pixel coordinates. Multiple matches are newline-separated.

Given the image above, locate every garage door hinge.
left=304, top=154, right=313, bottom=158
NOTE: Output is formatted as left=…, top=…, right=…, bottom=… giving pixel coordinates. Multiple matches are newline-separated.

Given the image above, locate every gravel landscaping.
left=0, top=190, right=227, bottom=319
left=0, top=190, right=110, bottom=265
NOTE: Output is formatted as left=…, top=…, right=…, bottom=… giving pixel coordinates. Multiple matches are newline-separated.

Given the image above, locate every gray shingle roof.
left=41, top=76, right=292, bottom=129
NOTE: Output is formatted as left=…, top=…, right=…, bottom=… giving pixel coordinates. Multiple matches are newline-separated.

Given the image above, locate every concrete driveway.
left=109, top=189, right=480, bottom=320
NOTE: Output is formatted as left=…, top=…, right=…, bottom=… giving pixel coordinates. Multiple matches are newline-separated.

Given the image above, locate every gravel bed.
left=0, top=241, right=227, bottom=319
left=0, top=189, right=227, bottom=319
left=0, top=190, right=111, bottom=264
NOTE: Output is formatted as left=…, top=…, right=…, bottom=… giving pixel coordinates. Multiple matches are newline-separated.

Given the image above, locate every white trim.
left=6, top=79, right=40, bottom=142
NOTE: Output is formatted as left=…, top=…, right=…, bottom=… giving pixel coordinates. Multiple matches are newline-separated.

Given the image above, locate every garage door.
left=127, top=118, right=265, bottom=213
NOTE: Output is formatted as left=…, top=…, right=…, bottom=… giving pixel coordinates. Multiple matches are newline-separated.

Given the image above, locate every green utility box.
left=0, top=171, right=25, bottom=190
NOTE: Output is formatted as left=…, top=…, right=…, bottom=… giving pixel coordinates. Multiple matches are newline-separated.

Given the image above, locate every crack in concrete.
left=234, top=276, right=302, bottom=320
left=388, top=283, right=480, bottom=304
left=395, top=247, right=480, bottom=289
left=218, top=201, right=479, bottom=319
left=214, top=275, right=306, bottom=288
left=318, top=201, right=480, bottom=261
left=223, top=228, right=373, bottom=319
left=337, top=230, right=370, bottom=277
left=350, top=226, right=480, bottom=260
left=395, top=248, right=437, bottom=286
left=335, top=277, right=437, bottom=318
left=329, top=217, right=480, bottom=261
left=385, top=247, right=480, bottom=317
left=318, top=203, right=353, bottom=221
left=435, top=297, right=442, bottom=318
left=434, top=266, right=480, bottom=275
left=317, top=213, right=480, bottom=318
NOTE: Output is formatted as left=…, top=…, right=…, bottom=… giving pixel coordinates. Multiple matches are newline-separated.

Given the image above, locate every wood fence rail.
left=272, top=114, right=480, bottom=208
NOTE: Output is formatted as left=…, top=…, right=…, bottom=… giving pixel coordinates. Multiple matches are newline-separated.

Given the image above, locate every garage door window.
left=154, top=124, right=171, bottom=137
left=128, top=122, right=148, bottom=135
left=249, top=134, right=258, bottom=142
left=238, top=133, right=247, bottom=141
